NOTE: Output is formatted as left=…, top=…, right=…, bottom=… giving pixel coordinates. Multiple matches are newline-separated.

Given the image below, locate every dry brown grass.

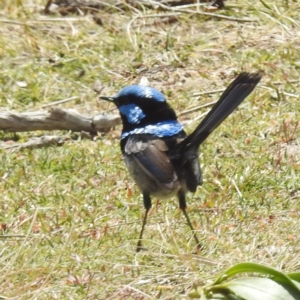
left=0, top=0, right=300, bottom=299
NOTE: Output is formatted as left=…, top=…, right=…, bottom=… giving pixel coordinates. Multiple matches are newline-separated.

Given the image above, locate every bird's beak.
left=100, top=96, right=115, bottom=102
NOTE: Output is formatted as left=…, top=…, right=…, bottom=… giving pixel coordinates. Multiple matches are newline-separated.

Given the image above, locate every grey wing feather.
left=124, top=137, right=179, bottom=196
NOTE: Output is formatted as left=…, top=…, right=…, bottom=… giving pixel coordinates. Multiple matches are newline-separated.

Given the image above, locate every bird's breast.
left=122, top=135, right=183, bottom=198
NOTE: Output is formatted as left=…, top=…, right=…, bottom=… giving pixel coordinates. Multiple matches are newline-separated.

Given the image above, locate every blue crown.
left=116, top=85, right=166, bottom=102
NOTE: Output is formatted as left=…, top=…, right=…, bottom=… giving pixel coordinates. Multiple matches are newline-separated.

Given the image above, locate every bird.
left=100, top=72, right=262, bottom=252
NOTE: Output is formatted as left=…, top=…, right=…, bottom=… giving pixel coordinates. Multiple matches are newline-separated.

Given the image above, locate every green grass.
left=1, top=0, right=300, bottom=298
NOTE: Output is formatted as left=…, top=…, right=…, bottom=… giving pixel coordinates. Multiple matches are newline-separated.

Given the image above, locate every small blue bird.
left=101, top=72, right=262, bottom=252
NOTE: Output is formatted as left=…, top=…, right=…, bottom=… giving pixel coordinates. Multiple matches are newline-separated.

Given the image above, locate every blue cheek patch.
left=119, top=104, right=146, bottom=124
left=116, top=85, right=165, bottom=102
left=121, top=120, right=183, bottom=139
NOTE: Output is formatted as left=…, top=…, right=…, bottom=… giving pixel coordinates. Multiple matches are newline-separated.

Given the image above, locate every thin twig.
left=41, top=96, right=79, bottom=108
left=259, top=85, right=299, bottom=98
left=178, top=100, right=217, bottom=117
left=2, top=135, right=67, bottom=150
left=0, top=17, right=90, bottom=26
left=183, top=83, right=298, bottom=120
left=0, top=235, right=26, bottom=238
left=144, top=0, right=257, bottom=22
left=231, top=178, right=243, bottom=198
left=192, top=89, right=225, bottom=97
left=272, top=80, right=300, bottom=85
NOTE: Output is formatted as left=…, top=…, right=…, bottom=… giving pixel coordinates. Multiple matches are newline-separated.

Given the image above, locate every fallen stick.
left=2, top=135, right=67, bottom=150
left=0, top=107, right=121, bottom=133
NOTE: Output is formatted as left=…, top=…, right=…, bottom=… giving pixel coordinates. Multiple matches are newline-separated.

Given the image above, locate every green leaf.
left=190, top=263, right=300, bottom=299
left=214, top=262, right=300, bottom=296
left=288, top=273, right=300, bottom=283
left=215, top=277, right=300, bottom=300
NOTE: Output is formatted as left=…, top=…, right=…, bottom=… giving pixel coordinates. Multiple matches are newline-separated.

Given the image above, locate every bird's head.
left=100, top=85, right=178, bottom=131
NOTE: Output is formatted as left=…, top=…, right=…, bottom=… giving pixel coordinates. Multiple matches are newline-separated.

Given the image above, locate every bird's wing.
left=124, top=136, right=178, bottom=192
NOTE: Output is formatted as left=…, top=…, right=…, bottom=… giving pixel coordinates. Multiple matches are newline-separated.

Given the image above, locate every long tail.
left=174, top=72, right=262, bottom=155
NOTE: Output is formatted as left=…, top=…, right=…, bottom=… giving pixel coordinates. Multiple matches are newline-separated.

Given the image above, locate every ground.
left=0, top=1, right=300, bottom=299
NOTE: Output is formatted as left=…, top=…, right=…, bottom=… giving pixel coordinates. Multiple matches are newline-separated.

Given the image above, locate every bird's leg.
left=178, top=190, right=202, bottom=250
left=137, top=193, right=152, bottom=252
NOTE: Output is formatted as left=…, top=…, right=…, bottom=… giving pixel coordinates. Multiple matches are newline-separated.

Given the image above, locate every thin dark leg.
left=178, top=189, right=202, bottom=250
left=137, top=193, right=152, bottom=252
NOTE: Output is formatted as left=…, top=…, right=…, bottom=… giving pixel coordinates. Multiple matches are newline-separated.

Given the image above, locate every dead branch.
left=0, top=108, right=121, bottom=133
left=2, top=135, right=67, bottom=150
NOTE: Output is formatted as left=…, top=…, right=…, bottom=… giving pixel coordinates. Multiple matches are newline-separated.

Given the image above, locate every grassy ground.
left=0, top=0, right=300, bottom=299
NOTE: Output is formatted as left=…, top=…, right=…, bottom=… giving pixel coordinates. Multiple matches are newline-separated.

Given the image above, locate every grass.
left=0, top=0, right=300, bottom=298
